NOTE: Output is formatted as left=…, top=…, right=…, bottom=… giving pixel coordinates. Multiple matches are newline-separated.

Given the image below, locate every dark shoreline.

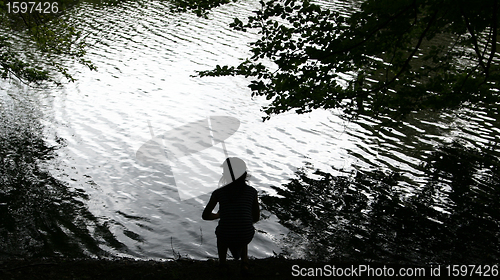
left=0, top=257, right=291, bottom=280
left=0, top=257, right=437, bottom=279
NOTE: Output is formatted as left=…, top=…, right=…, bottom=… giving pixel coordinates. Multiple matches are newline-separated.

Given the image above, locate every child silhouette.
left=202, top=157, right=260, bottom=275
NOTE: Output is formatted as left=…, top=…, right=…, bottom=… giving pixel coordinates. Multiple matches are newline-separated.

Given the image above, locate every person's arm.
left=202, top=193, right=220, bottom=220
left=252, top=192, right=260, bottom=223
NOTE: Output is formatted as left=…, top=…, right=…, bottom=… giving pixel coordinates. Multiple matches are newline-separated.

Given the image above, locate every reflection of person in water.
left=202, top=157, right=260, bottom=275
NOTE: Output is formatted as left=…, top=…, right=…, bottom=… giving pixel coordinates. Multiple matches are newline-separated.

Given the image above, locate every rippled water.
left=1, top=0, right=499, bottom=261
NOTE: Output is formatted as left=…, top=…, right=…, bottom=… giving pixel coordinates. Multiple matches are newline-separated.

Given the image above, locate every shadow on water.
left=261, top=142, right=500, bottom=264
left=0, top=95, right=127, bottom=258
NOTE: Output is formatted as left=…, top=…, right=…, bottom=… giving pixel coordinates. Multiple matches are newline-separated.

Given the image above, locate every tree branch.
left=369, top=10, right=439, bottom=94
left=461, top=7, right=487, bottom=72
left=485, top=0, right=498, bottom=79
left=17, top=12, right=31, bottom=29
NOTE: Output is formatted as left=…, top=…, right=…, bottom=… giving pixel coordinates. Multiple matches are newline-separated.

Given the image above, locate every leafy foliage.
left=198, top=0, right=500, bottom=120
left=0, top=35, right=51, bottom=82
left=0, top=0, right=95, bottom=84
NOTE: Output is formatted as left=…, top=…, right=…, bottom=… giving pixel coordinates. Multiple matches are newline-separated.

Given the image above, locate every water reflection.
left=261, top=142, right=499, bottom=264
left=0, top=95, right=127, bottom=258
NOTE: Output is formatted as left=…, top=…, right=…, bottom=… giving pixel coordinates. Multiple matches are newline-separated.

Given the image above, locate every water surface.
left=1, top=0, right=499, bottom=262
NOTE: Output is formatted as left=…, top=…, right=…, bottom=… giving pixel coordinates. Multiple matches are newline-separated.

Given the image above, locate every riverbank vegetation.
left=0, top=0, right=96, bottom=84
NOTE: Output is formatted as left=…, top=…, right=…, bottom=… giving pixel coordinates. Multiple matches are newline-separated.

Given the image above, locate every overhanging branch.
left=461, top=8, right=487, bottom=72
left=368, top=10, right=439, bottom=94
left=485, top=0, right=498, bottom=79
